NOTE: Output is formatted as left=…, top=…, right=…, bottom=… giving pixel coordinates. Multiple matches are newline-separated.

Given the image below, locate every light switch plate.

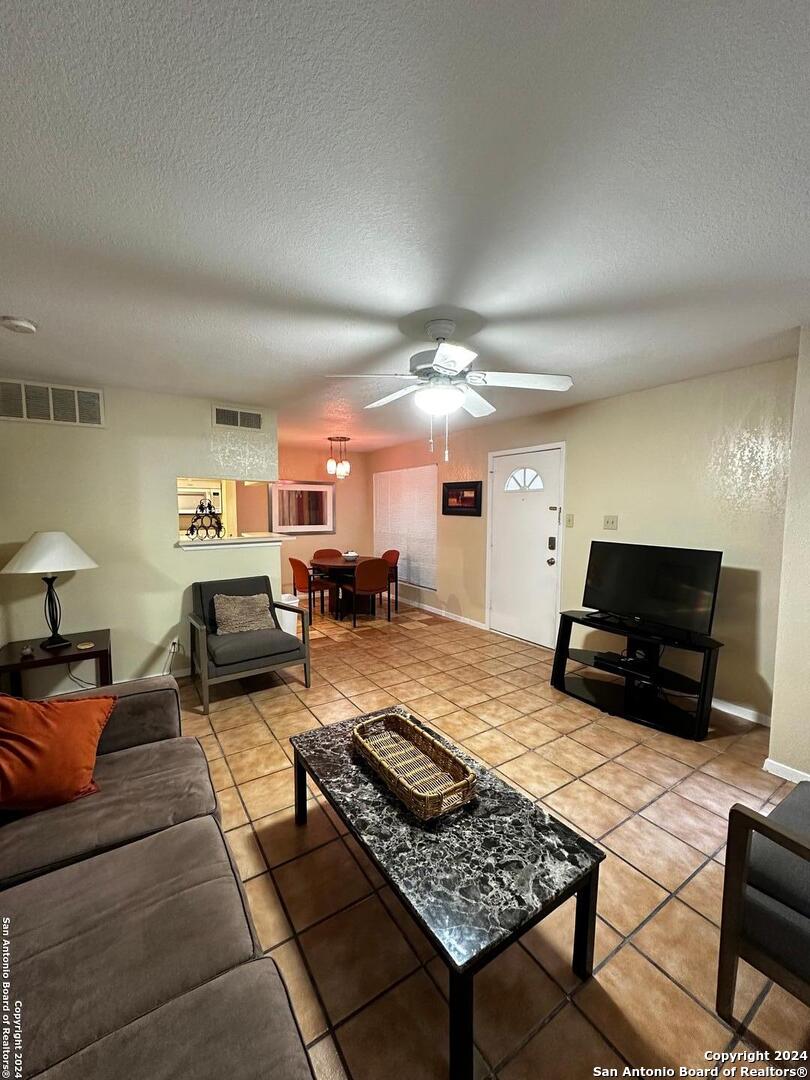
left=603, top=514, right=618, bottom=530
left=565, top=513, right=575, bottom=528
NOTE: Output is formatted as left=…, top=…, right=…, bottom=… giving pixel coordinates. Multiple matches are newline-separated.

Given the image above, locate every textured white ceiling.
left=0, top=1, right=808, bottom=449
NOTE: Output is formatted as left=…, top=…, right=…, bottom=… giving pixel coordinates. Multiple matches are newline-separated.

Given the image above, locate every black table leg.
left=573, top=865, right=599, bottom=979
left=448, top=967, right=473, bottom=1080
left=294, top=751, right=308, bottom=825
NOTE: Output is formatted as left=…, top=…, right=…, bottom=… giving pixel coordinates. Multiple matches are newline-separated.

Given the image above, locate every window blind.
left=373, top=464, right=437, bottom=590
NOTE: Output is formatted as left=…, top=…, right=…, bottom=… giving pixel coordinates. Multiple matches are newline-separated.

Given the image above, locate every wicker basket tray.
left=352, top=711, right=477, bottom=821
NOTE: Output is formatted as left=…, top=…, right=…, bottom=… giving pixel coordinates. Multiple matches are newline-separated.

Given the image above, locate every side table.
left=0, top=629, right=113, bottom=697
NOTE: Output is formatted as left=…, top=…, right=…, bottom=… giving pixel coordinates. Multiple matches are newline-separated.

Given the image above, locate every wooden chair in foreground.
left=716, top=781, right=810, bottom=1023
left=289, top=557, right=335, bottom=623
left=381, top=548, right=400, bottom=612
left=339, top=557, right=391, bottom=628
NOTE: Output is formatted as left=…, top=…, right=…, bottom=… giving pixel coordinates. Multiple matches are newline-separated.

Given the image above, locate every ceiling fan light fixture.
left=414, top=384, right=465, bottom=416
left=432, top=341, right=477, bottom=374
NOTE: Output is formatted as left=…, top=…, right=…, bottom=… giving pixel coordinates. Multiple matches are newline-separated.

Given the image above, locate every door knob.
left=547, top=557, right=556, bottom=566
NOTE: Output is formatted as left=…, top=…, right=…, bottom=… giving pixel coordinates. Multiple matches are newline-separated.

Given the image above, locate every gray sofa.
left=0, top=675, right=313, bottom=1080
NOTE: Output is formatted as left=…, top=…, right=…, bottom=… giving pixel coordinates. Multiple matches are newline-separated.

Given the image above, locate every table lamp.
left=1, top=531, right=98, bottom=650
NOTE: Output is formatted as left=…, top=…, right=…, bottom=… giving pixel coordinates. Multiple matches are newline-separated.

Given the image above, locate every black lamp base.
left=40, top=633, right=73, bottom=651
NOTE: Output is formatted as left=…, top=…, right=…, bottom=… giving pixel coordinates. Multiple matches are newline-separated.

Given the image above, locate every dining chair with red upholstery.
left=340, top=557, right=391, bottom=627
left=381, top=549, right=400, bottom=612
left=312, top=548, right=342, bottom=560
left=289, top=557, right=334, bottom=624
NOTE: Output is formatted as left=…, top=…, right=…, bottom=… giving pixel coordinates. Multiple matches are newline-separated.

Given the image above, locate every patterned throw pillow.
left=213, top=593, right=275, bottom=634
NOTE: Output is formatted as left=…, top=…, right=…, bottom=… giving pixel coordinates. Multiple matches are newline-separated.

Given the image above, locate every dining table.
left=309, top=554, right=380, bottom=619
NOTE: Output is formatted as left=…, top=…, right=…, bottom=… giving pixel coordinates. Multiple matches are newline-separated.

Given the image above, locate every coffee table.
left=291, top=708, right=604, bottom=1079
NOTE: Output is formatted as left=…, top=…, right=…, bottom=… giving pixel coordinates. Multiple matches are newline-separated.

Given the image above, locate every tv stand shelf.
left=552, top=611, right=723, bottom=741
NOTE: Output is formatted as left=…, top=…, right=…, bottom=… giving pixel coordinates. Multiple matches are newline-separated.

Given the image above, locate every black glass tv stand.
left=551, top=610, right=723, bottom=741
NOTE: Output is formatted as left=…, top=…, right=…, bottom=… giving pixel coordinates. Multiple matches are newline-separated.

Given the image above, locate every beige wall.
left=276, top=445, right=373, bottom=592
left=367, top=357, right=796, bottom=719
left=770, top=328, right=810, bottom=776
left=0, top=386, right=280, bottom=692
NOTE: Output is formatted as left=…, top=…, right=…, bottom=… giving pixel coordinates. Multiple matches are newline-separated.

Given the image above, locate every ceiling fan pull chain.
left=444, top=413, right=450, bottom=463
left=429, top=415, right=434, bottom=452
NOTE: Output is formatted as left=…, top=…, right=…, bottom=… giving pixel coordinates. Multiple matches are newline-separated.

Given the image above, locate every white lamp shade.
left=1, top=531, right=98, bottom=575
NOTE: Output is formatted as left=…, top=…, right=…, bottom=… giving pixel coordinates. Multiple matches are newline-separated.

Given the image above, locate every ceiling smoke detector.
left=1, top=316, right=37, bottom=334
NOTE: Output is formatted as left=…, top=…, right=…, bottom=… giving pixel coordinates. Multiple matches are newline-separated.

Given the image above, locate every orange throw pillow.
left=0, top=695, right=116, bottom=811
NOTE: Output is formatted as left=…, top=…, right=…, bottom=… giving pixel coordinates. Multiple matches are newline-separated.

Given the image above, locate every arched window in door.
left=504, top=466, right=544, bottom=492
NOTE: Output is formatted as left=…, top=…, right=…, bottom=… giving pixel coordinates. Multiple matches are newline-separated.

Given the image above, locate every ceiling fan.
left=327, top=318, right=573, bottom=419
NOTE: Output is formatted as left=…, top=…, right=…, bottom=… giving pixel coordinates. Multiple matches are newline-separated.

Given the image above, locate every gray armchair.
left=717, top=781, right=810, bottom=1022
left=189, top=575, right=310, bottom=714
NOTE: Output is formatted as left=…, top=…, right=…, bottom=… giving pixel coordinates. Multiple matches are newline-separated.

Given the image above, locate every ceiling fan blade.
left=432, top=342, right=478, bottom=375
left=364, top=385, right=420, bottom=409
left=466, top=371, right=573, bottom=392
left=461, top=386, right=496, bottom=417
left=326, top=373, right=420, bottom=380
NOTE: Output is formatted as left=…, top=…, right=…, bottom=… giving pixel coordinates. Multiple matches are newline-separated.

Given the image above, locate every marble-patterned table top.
left=291, top=707, right=604, bottom=972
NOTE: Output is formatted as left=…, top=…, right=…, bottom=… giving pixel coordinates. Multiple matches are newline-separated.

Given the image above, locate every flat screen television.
left=583, top=541, right=722, bottom=636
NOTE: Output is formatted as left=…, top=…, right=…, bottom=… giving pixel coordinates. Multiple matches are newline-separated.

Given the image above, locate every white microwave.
left=178, top=487, right=222, bottom=515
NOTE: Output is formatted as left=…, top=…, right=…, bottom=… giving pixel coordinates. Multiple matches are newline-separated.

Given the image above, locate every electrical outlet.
left=565, top=513, right=575, bottom=528
left=603, top=514, right=618, bottom=531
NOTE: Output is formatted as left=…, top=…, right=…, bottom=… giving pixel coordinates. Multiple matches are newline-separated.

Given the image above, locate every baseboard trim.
left=400, top=596, right=488, bottom=631
left=764, top=757, right=810, bottom=783
left=713, top=698, right=771, bottom=728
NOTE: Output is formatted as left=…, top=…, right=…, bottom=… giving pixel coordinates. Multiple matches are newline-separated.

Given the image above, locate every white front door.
left=489, top=447, right=563, bottom=647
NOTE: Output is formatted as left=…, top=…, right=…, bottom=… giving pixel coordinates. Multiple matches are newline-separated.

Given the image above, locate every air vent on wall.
left=212, top=403, right=264, bottom=431
left=0, top=379, right=105, bottom=426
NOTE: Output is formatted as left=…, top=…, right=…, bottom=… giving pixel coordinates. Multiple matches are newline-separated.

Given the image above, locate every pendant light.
left=326, top=436, right=351, bottom=479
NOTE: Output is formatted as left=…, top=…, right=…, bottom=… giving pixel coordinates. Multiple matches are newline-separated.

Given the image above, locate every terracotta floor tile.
left=217, top=719, right=274, bottom=755
left=274, top=839, right=371, bottom=931
left=530, top=704, right=590, bottom=734
left=597, top=854, right=668, bottom=935
left=418, top=672, right=463, bottom=693
left=300, top=895, right=418, bottom=1022
left=641, top=790, right=727, bottom=855
left=616, top=744, right=693, bottom=787
left=634, top=898, right=766, bottom=1016
left=676, top=858, right=725, bottom=926
left=293, top=684, right=345, bottom=707
left=255, top=801, right=338, bottom=867
left=267, top=709, right=321, bottom=739
left=499, top=752, right=574, bottom=799
left=245, top=872, right=292, bottom=950
left=258, top=694, right=314, bottom=721
left=475, top=656, right=523, bottom=675
left=336, top=970, right=488, bottom=1080
left=331, top=675, right=378, bottom=696
left=577, top=944, right=731, bottom=1067
left=239, top=766, right=309, bottom=819
left=226, top=741, right=290, bottom=784
left=463, top=728, right=525, bottom=766
left=582, top=761, right=665, bottom=811
left=389, top=679, right=435, bottom=703
left=442, top=685, right=492, bottom=709
left=310, top=698, right=363, bottom=724
left=348, top=689, right=399, bottom=713
left=206, top=756, right=233, bottom=792
left=495, top=689, right=555, bottom=715
left=218, top=785, right=248, bottom=830
left=226, top=823, right=266, bottom=880
left=673, top=771, right=765, bottom=817
left=540, top=735, right=607, bottom=777
left=743, top=983, right=810, bottom=1050
left=197, top=734, right=223, bottom=761
left=498, top=716, right=560, bottom=749
left=499, top=1003, right=624, bottom=1080
left=598, top=713, right=659, bottom=741
left=544, top=779, right=631, bottom=838
left=369, top=667, right=413, bottom=688
left=180, top=713, right=213, bottom=738
left=501, top=668, right=547, bottom=689
left=568, top=722, right=638, bottom=758
left=468, top=699, right=523, bottom=726
left=645, top=730, right=721, bottom=767
left=411, top=693, right=457, bottom=720
left=471, top=676, right=517, bottom=698
left=427, top=943, right=564, bottom=1066
left=429, top=709, right=489, bottom=742
left=699, top=754, right=781, bottom=801
left=271, top=939, right=328, bottom=1043
left=603, top=815, right=705, bottom=890
left=308, top=1036, right=349, bottom=1080
left=522, top=897, right=622, bottom=992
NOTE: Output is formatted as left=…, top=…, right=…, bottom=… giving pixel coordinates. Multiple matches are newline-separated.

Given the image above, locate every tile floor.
left=179, top=604, right=809, bottom=1078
